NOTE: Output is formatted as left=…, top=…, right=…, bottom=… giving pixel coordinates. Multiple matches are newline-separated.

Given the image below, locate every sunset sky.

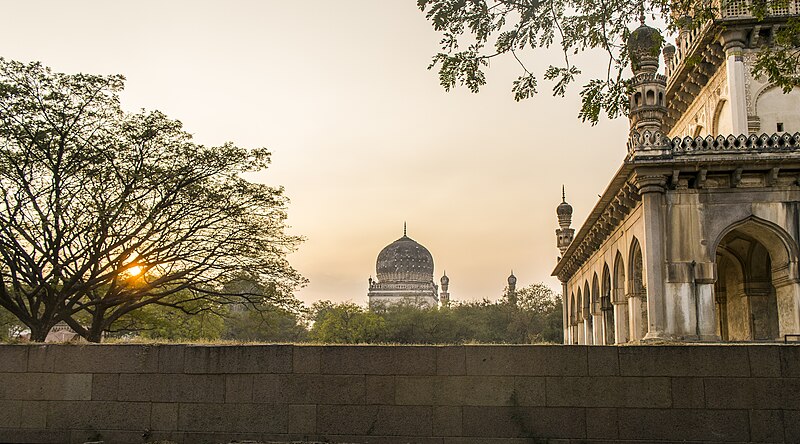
left=2, top=1, right=639, bottom=305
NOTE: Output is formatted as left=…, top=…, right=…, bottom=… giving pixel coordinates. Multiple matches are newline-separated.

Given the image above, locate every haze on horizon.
left=0, top=0, right=633, bottom=305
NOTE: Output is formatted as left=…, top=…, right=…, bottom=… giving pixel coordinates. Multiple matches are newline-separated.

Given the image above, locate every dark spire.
left=403, top=221, right=407, bottom=237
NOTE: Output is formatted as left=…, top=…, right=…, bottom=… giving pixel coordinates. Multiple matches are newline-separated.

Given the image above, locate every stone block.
left=280, top=374, right=365, bottom=404
left=252, top=374, right=287, bottom=403
left=0, top=373, right=92, bottom=401
left=177, top=402, right=288, bottom=433
left=587, top=347, right=618, bottom=376
left=293, top=345, right=321, bottom=373
left=461, top=406, right=585, bottom=439
left=117, top=374, right=225, bottom=403
left=780, top=346, right=800, bottom=377
left=433, top=406, right=462, bottom=437
left=437, top=346, right=466, bottom=375
left=157, top=344, right=185, bottom=373
left=780, top=377, right=800, bottom=409
left=316, top=405, right=433, bottom=436
left=366, top=375, right=395, bottom=405
left=288, top=404, right=316, bottom=434
left=545, top=376, right=671, bottom=408
left=618, top=346, right=750, bottom=377
left=0, top=400, right=47, bottom=428
left=749, top=409, right=784, bottom=443
left=396, top=376, right=517, bottom=406
left=393, top=347, right=437, bottom=375
left=785, top=409, right=800, bottom=442
left=46, top=400, right=151, bottom=431
left=150, top=402, right=178, bottom=431
left=512, top=377, right=546, bottom=406
left=442, top=439, right=536, bottom=444
left=91, top=373, right=118, bottom=401
left=55, top=345, right=159, bottom=373
left=0, top=345, right=27, bottom=372
left=0, top=429, right=67, bottom=443
left=670, top=377, right=704, bottom=408
left=585, top=407, right=617, bottom=440
left=68, top=430, right=183, bottom=444
left=183, top=345, right=292, bottom=373
left=465, top=346, right=587, bottom=376
left=616, top=408, right=749, bottom=441
left=703, top=377, right=784, bottom=409
left=749, top=346, right=781, bottom=377
left=320, top=346, right=395, bottom=374
left=225, top=374, right=253, bottom=403
left=26, top=345, right=56, bottom=372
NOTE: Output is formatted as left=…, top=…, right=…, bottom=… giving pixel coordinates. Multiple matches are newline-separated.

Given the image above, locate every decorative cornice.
left=670, top=132, right=800, bottom=155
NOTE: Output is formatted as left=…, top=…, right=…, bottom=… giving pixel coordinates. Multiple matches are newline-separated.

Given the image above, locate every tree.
left=0, top=58, right=304, bottom=342
left=222, top=303, right=309, bottom=342
left=309, top=301, right=387, bottom=344
left=417, top=0, right=800, bottom=124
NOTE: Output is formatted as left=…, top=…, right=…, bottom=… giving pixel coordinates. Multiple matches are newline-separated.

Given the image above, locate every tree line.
left=0, top=282, right=562, bottom=344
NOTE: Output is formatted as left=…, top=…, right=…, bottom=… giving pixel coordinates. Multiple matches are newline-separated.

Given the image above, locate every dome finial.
left=562, top=185, right=566, bottom=203
left=403, top=221, right=407, bottom=236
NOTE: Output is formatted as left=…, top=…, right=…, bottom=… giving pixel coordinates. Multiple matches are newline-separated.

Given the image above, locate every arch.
left=658, top=91, right=664, bottom=106
left=634, top=92, right=642, bottom=107
left=584, top=280, right=593, bottom=344
left=755, top=85, right=800, bottom=134
left=712, top=98, right=731, bottom=135
left=646, top=89, right=655, bottom=105
left=713, top=216, right=800, bottom=340
left=576, top=287, right=583, bottom=322
left=613, top=251, right=629, bottom=343
left=570, top=292, right=577, bottom=324
left=628, top=237, right=648, bottom=340
left=591, top=273, right=600, bottom=316
left=601, top=263, right=615, bottom=344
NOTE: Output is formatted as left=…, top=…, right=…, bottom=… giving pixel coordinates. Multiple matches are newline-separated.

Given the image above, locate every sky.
left=1, top=1, right=633, bottom=305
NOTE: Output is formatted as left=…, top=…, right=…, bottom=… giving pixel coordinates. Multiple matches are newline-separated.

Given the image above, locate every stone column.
left=613, top=300, right=630, bottom=343
left=593, top=314, right=604, bottom=344
left=561, top=281, right=569, bottom=344
left=773, top=268, right=800, bottom=338
left=694, top=262, right=720, bottom=340
left=721, top=29, right=748, bottom=135
left=583, top=318, right=594, bottom=345
left=634, top=175, right=669, bottom=340
left=577, top=321, right=585, bottom=344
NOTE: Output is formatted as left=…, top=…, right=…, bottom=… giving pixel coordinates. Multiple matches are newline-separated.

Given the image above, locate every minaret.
left=556, top=186, right=575, bottom=256
left=627, top=18, right=669, bottom=157
left=439, top=272, right=450, bottom=307
left=507, top=270, right=517, bottom=306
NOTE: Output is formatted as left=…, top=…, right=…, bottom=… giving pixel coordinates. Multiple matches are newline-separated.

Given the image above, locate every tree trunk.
left=28, top=324, right=50, bottom=342
left=85, top=308, right=106, bottom=343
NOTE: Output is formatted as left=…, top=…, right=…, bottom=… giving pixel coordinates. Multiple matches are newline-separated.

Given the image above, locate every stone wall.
left=0, top=344, right=799, bottom=444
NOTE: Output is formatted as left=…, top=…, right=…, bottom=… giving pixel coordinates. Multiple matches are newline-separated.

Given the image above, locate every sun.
left=128, top=265, right=143, bottom=276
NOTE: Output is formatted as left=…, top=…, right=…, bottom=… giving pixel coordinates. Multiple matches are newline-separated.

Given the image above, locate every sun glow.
left=127, top=265, right=143, bottom=276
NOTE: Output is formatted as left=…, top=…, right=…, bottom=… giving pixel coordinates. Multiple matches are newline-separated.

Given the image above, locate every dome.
left=440, top=273, right=449, bottom=285
left=557, top=200, right=573, bottom=217
left=376, top=235, right=434, bottom=282
left=508, top=272, right=517, bottom=285
left=628, top=23, right=663, bottom=72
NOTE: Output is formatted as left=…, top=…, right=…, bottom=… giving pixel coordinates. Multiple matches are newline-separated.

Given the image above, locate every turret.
left=556, top=186, right=574, bottom=256
left=627, top=21, right=669, bottom=157
left=439, top=272, right=450, bottom=307
left=507, top=271, right=517, bottom=306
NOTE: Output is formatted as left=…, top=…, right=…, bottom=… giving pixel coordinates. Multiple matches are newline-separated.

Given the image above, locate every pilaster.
left=633, top=174, right=669, bottom=340
left=720, top=29, right=748, bottom=134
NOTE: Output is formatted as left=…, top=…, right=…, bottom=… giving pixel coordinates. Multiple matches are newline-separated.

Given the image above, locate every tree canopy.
left=417, top=0, right=800, bottom=124
left=0, top=58, right=304, bottom=342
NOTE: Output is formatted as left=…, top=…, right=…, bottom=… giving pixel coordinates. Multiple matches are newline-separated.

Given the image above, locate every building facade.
left=554, top=2, right=800, bottom=344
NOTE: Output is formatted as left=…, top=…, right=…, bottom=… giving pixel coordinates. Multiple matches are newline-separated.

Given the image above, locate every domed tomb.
left=368, top=229, right=439, bottom=307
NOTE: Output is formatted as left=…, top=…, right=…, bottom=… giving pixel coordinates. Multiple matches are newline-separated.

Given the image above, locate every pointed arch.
left=591, top=272, right=600, bottom=316
left=601, top=263, right=614, bottom=344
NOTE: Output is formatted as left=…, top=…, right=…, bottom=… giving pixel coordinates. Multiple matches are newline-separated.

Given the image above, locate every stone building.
left=368, top=225, right=446, bottom=307
left=553, top=3, right=800, bottom=344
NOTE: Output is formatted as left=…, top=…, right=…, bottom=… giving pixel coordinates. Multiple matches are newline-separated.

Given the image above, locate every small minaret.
left=439, top=272, right=450, bottom=307
left=627, top=18, right=669, bottom=156
left=556, top=186, right=575, bottom=256
left=507, top=270, right=517, bottom=306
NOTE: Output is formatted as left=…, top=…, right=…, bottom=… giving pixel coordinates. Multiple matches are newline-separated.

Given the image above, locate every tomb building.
left=553, top=3, right=800, bottom=344
left=368, top=225, right=441, bottom=307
